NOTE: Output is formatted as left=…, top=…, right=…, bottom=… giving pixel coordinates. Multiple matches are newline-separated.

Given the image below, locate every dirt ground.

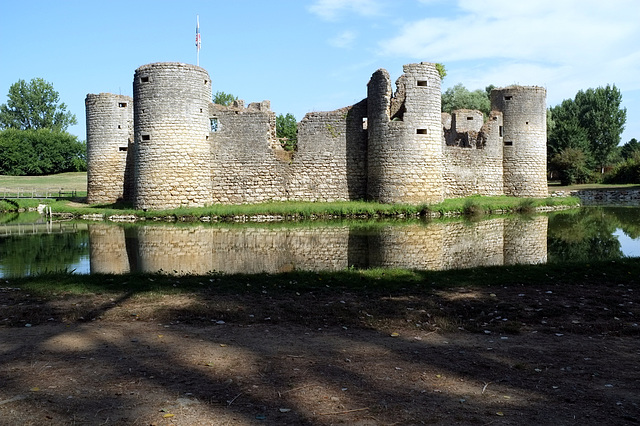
left=1, top=276, right=639, bottom=425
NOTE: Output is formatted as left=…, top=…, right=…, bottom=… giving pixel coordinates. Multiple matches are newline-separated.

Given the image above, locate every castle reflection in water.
left=88, top=217, right=548, bottom=275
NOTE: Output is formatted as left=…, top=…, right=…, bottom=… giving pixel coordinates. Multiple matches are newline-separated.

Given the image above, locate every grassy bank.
left=1, top=194, right=580, bottom=220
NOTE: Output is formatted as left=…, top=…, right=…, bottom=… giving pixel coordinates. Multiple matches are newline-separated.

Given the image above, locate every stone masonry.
left=86, top=62, right=547, bottom=208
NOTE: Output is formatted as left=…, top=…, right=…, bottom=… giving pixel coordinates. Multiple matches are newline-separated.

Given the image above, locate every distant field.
left=0, top=172, right=87, bottom=192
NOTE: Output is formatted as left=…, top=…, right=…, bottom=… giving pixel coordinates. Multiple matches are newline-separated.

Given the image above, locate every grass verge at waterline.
left=1, top=196, right=580, bottom=221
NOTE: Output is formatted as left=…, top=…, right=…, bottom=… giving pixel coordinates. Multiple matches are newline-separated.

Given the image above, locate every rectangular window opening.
left=466, top=116, right=474, bottom=120
left=417, top=80, right=428, bottom=87
left=416, top=129, right=428, bottom=134
left=499, top=126, right=503, bottom=137
left=119, top=147, right=128, bottom=152
left=504, top=141, right=513, bottom=146
left=141, top=134, right=150, bottom=141
left=210, top=118, right=219, bottom=132
left=118, top=102, right=127, bottom=108
left=362, top=117, right=368, bottom=130
left=117, top=125, right=122, bottom=129
left=141, top=76, right=149, bottom=83
left=504, top=95, right=513, bottom=101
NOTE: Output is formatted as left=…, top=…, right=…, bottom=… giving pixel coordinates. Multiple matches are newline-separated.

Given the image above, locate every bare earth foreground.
left=0, top=267, right=639, bottom=425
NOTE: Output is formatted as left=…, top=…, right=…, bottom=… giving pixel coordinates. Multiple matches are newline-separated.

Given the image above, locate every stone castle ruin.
left=86, top=62, right=547, bottom=209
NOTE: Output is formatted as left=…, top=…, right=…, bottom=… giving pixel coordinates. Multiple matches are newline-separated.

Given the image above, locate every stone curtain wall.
left=133, top=63, right=213, bottom=210
left=443, top=110, right=504, bottom=198
left=85, top=93, right=133, bottom=204
left=209, top=101, right=368, bottom=204
left=491, top=86, right=548, bottom=198
left=367, top=63, right=444, bottom=204
left=209, top=101, right=288, bottom=204
left=291, top=101, right=368, bottom=201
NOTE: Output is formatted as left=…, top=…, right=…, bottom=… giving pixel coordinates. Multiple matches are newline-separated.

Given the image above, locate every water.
left=1, top=207, right=639, bottom=278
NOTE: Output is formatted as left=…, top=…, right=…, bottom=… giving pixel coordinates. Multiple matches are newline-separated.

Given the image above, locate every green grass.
left=7, top=257, right=639, bottom=298
left=0, top=172, right=87, bottom=192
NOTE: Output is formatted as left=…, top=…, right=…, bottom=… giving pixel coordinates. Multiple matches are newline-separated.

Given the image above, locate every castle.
left=85, top=62, right=547, bottom=210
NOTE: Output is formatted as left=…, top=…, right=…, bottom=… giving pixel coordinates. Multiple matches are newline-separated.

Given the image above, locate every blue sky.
left=1, top=0, right=639, bottom=143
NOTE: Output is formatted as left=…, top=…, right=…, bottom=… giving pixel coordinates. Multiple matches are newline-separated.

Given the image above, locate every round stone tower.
left=85, top=93, right=133, bottom=204
left=491, top=86, right=547, bottom=197
left=133, top=62, right=212, bottom=210
left=367, top=62, right=444, bottom=204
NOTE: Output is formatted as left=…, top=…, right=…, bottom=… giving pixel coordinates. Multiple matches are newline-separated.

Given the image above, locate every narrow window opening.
left=200, top=108, right=203, bottom=113
left=362, top=117, right=368, bottom=130
left=466, top=116, right=474, bottom=120
left=206, top=135, right=209, bottom=140
left=210, top=118, right=219, bottom=132
left=141, top=134, right=150, bottom=141
left=417, top=80, right=428, bottom=87
left=416, top=129, right=428, bottom=135
left=504, top=95, right=513, bottom=101
left=204, top=80, right=208, bottom=85
left=499, top=126, right=503, bottom=137
left=526, top=121, right=529, bottom=125
left=140, top=76, right=149, bottom=83
left=504, top=141, right=513, bottom=146
left=118, top=102, right=127, bottom=108
left=117, top=125, right=122, bottom=129
left=119, top=147, right=128, bottom=152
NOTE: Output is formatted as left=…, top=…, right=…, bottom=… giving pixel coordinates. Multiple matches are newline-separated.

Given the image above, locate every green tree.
left=213, top=91, right=238, bottom=106
left=276, top=113, right=297, bottom=151
left=549, top=147, right=592, bottom=185
left=441, top=83, right=491, bottom=117
left=0, top=128, right=86, bottom=175
left=0, top=78, right=77, bottom=132
left=575, top=85, right=626, bottom=173
left=547, top=99, right=591, bottom=161
left=620, top=138, right=640, bottom=160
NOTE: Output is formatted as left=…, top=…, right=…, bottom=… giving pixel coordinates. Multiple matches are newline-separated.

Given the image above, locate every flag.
left=196, top=15, right=201, bottom=51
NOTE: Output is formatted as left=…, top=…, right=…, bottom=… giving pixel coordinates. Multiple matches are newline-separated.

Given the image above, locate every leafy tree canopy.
left=0, top=128, right=86, bottom=175
left=549, top=85, right=626, bottom=174
left=0, top=78, right=77, bottom=132
left=276, top=113, right=297, bottom=152
left=620, top=138, right=639, bottom=160
left=441, top=83, right=491, bottom=117
left=213, top=91, right=238, bottom=106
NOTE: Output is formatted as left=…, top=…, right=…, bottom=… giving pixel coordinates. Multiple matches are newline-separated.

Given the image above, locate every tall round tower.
left=85, top=93, right=133, bottom=204
left=133, top=62, right=212, bottom=210
left=367, top=62, right=444, bottom=204
left=491, top=86, right=547, bottom=197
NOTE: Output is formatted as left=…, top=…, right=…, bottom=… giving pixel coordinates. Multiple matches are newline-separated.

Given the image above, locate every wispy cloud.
left=329, top=30, right=357, bottom=48
left=378, top=0, right=640, bottom=97
left=308, top=0, right=384, bottom=21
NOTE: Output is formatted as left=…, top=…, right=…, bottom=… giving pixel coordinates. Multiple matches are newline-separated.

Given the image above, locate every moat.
left=1, top=207, right=639, bottom=278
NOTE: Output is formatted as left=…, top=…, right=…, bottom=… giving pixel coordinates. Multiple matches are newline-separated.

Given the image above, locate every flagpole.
left=196, top=15, right=201, bottom=66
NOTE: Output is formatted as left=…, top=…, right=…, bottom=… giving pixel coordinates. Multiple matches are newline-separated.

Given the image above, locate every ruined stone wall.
left=290, top=101, right=368, bottom=201
left=209, top=100, right=367, bottom=203
left=85, top=93, right=133, bottom=204
left=133, top=63, right=212, bottom=209
left=443, top=111, right=504, bottom=197
left=209, top=101, right=288, bottom=204
left=491, top=86, right=547, bottom=198
left=367, top=63, right=444, bottom=204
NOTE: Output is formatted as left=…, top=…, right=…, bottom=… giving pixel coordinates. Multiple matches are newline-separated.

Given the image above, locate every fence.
left=0, top=188, right=78, bottom=199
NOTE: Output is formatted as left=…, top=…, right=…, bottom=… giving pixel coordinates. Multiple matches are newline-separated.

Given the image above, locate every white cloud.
left=308, top=0, right=384, bottom=21
left=329, top=30, right=357, bottom=48
left=378, top=0, right=640, bottom=102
